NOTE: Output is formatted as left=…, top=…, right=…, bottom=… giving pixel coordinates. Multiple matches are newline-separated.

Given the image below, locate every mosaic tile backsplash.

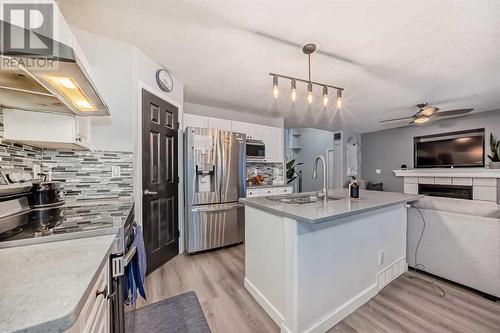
left=247, top=162, right=284, bottom=185
left=0, top=109, right=134, bottom=202
left=43, top=150, right=134, bottom=203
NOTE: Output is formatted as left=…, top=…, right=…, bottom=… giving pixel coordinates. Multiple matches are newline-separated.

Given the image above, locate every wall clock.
left=155, top=68, right=174, bottom=92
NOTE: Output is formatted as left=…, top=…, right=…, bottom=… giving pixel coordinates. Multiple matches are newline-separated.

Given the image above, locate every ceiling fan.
left=380, top=103, right=474, bottom=125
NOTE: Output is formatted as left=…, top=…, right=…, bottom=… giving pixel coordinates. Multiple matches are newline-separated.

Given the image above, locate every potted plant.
left=286, top=159, right=303, bottom=192
left=487, top=133, right=500, bottom=169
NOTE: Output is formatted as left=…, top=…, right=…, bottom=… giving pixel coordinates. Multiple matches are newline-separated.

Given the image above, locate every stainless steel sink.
left=265, top=193, right=345, bottom=204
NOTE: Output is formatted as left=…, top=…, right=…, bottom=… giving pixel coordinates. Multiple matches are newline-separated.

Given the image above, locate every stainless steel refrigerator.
left=184, top=127, right=246, bottom=253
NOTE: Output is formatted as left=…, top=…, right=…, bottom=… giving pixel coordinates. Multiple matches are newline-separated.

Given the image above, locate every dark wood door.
left=142, top=89, right=179, bottom=275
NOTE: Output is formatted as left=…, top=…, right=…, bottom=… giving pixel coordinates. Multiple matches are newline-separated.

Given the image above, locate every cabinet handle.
left=75, top=137, right=82, bottom=142
left=96, top=285, right=108, bottom=299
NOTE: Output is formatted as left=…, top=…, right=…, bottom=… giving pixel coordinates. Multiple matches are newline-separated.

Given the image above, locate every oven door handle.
left=123, top=246, right=137, bottom=267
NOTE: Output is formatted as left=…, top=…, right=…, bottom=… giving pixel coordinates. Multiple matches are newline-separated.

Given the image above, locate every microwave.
left=246, top=139, right=265, bottom=160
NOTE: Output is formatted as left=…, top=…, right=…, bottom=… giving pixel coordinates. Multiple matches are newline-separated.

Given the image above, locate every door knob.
left=144, top=189, right=158, bottom=196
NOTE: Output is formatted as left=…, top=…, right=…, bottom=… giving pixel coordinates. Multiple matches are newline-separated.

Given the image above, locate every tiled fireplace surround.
left=394, top=169, right=500, bottom=203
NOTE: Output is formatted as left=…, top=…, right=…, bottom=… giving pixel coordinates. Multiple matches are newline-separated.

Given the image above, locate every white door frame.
left=134, top=80, right=184, bottom=253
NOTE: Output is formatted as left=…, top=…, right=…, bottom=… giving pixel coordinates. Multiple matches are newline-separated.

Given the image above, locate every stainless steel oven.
left=110, top=206, right=136, bottom=333
left=246, top=139, right=265, bottom=161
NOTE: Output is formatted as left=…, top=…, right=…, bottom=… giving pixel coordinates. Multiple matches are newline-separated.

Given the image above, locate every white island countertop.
left=0, top=235, right=116, bottom=333
left=240, top=189, right=421, bottom=223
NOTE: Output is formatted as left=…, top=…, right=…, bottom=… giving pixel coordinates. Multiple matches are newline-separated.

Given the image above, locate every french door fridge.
left=184, top=127, right=246, bottom=253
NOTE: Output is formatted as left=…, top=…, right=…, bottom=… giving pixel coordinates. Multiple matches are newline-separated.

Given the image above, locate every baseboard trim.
left=303, top=284, right=378, bottom=333
left=244, top=277, right=285, bottom=326
left=247, top=258, right=407, bottom=333
left=302, top=257, right=407, bottom=333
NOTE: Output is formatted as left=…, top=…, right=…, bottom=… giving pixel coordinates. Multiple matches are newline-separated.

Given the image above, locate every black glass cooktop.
left=0, top=200, right=134, bottom=244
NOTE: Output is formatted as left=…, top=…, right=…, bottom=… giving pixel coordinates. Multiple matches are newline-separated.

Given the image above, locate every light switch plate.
left=376, top=169, right=381, bottom=174
left=111, top=166, right=121, bottom=178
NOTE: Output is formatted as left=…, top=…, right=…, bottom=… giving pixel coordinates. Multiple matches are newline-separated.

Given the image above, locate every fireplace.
left=418, top=184, right=473, bottom=200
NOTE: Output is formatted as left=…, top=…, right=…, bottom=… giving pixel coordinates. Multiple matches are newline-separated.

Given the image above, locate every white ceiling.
left=58, top=0, right=500, bottom=133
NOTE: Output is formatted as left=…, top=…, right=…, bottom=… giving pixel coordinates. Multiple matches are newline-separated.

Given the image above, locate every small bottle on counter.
left=349, top=176, right=359, bottom=198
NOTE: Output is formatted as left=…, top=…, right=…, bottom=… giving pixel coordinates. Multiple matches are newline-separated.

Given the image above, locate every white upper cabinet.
left=262, top=126, right=283, bottom=163
left=231, top=121, right=248, bottom=136
left=207, top=117, right=232, bottom=131
left=183, top=113, right=208, bottom=130
left=246, top=123, right=264, bottom=140
left=3, top=109, right=91, bottom=150
left=184, top=113, right=284, bottom=163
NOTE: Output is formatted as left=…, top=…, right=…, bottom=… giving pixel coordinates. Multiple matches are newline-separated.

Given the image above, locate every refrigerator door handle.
left=191, top=203, right=244, bottom=213
left=217, top=131, right=225, bottom=202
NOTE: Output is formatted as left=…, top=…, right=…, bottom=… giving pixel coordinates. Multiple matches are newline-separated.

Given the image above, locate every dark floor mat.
left=125, top=291, right=211, bottom=333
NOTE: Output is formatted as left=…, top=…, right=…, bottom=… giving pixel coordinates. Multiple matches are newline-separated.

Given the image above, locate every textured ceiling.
left=58, top=0, right=500, bottom=133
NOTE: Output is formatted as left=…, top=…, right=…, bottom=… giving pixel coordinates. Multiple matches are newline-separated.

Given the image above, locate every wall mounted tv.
left=414, top=128, right=485, bottom=168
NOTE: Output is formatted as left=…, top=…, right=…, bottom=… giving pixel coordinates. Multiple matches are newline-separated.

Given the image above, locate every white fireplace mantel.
left=393, top=168, right=500, bottom=202
left=393, top=168, right=500, bottom=179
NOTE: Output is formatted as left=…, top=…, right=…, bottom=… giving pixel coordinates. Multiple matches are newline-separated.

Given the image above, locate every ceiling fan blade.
left=379, top=116, right=414, bottom=123
left=434, top=108, right=473, bottom=117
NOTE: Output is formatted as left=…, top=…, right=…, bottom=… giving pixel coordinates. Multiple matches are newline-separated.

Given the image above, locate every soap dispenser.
left=349, top=176, right=359, bottom=198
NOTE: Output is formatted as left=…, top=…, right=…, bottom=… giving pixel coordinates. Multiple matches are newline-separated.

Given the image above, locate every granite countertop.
left=0, top=235, right=116, bottom=333
left=240, top=189, right=421, bottom=223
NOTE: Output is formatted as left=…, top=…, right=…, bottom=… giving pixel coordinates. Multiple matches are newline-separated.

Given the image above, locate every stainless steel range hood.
left=0, top=20, right=109, bottom=116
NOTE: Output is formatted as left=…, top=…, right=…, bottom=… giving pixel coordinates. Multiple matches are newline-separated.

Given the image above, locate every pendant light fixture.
left=272, top=75, right=279, bottom=98
left=269, top=43, right=344, bottom=108
left=307, top=83, right=313, bottom=104
left=291, top=79, right=297, bottom=101
left=322, top=86, right=328, bottom=106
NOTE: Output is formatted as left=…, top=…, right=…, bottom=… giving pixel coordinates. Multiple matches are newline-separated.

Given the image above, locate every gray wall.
left=361, top=110, right=500, bottom=192
left=294, top=128, right=334, bottom=192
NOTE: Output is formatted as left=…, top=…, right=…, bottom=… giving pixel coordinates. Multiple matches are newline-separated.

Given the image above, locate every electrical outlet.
left=376, top=169, right=381, bottom=174
left=378, top=250, right=385, bottom=265
left=111, top=166, right=121, bottom=178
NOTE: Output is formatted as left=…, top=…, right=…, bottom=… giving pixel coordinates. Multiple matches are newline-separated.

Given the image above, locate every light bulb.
left=272, top=75, right=279, bottom=98
left=291, top=79, right=296, bottom=102
left=59, top=77, right=76, bottom=89
left=420, top=106, right=438, bottom=116
left=322, top=86, right=328, bottom=106
left=336, top=89, right=342, bottom=109
left=77, top=100, right=92, bottom=109
left=307, top=83, right=313, bottom=104
left=414, top=116, right=430, bottom=124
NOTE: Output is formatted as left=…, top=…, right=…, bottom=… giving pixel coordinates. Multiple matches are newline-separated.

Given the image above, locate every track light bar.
left=269, top=43, right=344, bottom=108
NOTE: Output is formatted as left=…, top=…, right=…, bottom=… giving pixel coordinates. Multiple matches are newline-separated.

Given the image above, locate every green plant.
left=286, top=159, right=303, bottom=184
left=488, top=133, right=500, bottom=162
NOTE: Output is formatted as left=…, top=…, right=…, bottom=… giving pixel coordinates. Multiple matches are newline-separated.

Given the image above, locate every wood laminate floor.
left=136, top=244, right=500, bottom=333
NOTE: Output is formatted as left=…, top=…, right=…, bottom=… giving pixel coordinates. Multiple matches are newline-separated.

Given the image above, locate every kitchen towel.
left=125, top=224, right=147, bottom=304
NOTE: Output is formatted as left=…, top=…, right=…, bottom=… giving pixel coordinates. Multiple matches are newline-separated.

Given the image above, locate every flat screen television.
left=414, top=128, right=485, bottom=168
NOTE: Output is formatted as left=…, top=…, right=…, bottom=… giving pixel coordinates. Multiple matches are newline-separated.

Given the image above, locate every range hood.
left=0, top=20, right=109, bottom=116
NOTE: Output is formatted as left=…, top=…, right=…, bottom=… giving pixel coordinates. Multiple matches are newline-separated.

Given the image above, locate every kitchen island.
left=240, top=189, right=420, bottom=333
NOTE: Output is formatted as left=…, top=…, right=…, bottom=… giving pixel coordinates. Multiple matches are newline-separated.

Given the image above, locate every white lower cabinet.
left=246, top=186, right=293, bottom=198
left=66, top=260, right=110, bottom=333
left=3, top=109, right=91, bottom=149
